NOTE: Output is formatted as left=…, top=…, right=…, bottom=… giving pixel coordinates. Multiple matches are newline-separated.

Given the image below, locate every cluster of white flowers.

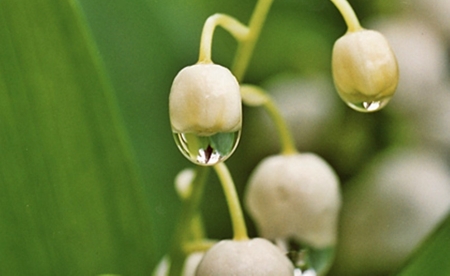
left=161, top=0, right=410, bottom=275
left=330, top=3, right=450, bottom=275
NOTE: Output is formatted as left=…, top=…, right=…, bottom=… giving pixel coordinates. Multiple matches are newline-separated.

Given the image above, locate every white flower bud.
left=195, top=238, right=294, bottom=276
left=245, top=153, right=341, bottom=248
left=174, top=168, right=195, bottom=200
left=332, top=29, right=399, bottom=112
left=169, top=63, right=242, bottom=135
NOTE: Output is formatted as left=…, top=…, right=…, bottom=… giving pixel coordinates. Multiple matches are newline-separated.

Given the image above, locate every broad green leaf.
left=395, top=212, right=450, bottom=276
left=0, top=0, right=153, bottom=274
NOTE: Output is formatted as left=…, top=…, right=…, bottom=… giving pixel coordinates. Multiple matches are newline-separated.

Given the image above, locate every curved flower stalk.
left=241, top=84, right=341, bottom=274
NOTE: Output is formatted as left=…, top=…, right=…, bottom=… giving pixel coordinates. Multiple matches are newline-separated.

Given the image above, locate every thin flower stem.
left=241, top=84, right=297, bottom=155
left=213, top=162, right=249, bottom=241
left=264, top=96, right=298, bottom=155
left=168, top=166, right=209, bottom=276
left=198, top=14, right=249, bottom=63
left=189, top=213, right=206, bottom=241
left=330, top=0, right=362, bottom=32
left=232, top=0, right=274, bottom=81
left=183, top=239, right=218, bottom=254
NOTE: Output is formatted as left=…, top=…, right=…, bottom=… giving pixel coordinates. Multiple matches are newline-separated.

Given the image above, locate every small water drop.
left=287, top=242, right=335, bottom=276
left=173, top=130, right=241, bottom=166
left=345, top=97, right=392, bottom=113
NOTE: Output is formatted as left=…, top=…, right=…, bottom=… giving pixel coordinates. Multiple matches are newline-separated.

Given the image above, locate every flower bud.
left=245, top=153, right=341, bottom=249
left=174, top=168, right=195, bottom=200
left=169, top=63, right=242, bottom=135
left=332, top=29, right=399, bottom=112
left=195, top=238, right=294, bottom=276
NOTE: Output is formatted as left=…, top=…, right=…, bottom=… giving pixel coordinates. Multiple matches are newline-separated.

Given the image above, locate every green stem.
left=189, top=213, right=206, bottom=241
left=264, top=95, right=298, bottom=155
left=330, top=0, right=362, bottom=32
left=198, top=13, right=249, bottom=63
left=241, top=84, right=297, bottom=155
left=168, top=166, right=209, bottom=276
left=183, top=240, right=217, bottom=254
left=213, top=162, right=249, bottom=241
left=231, top=0, right=274, bottom=81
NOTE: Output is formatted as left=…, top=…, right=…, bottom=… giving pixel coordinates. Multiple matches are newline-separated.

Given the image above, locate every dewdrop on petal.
left=169, top=63, right=242, bottom=166
left=332, top=29, right=399, bottom=112
left=195, top=238, right=294, bottom=276
left=245, top=153, right=341, bottom=274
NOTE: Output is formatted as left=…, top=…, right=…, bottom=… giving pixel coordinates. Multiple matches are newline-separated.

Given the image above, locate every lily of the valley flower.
left=332, top=29, right=399, bottom=111
left=196, top=238, right=294, bottom=276
left=169, top=63, right=242, bottom=136
left=245, top=153, right=341, bottom=249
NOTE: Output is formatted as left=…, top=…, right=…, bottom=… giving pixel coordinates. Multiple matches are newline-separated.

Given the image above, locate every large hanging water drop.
left=173, top=130, right=241, bottom=166
left=344, top=96, right=392, bottom=113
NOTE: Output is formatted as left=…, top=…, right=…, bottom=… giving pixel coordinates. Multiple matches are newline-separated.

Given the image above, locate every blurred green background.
left=1, top=0, right=449, bottom=275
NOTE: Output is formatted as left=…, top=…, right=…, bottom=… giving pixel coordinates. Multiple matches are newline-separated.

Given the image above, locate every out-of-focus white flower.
left=416, top=84, right=450, bottom=151
left=262, top=75, right=340, bottom=150
left=183, top=252, right=204, bottom=276
left=244, top=75, right=341, bottom=157
left=411, top=0, right=450, bottom=40
left=175, top=168, right=195, bottom=200
left=332, top=29, right=399, bottom=112
left=152, top=252, right=204, bottom=276
left=370, top=16, right=448, bottom=115
left=333, top=148, right=450, bottom=275
left=245, top=153, right=341, bottom=248
left=152, top=256, right=169, bottom=276
left=195, top=238, right=294, bottom=276
left=169, top=63, right=242, bottom=135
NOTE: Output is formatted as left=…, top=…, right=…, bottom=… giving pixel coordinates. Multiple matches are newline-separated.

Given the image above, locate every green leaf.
left=0, top=0, right=153, bottom=275
left=395, top=212, right=450, bottom=276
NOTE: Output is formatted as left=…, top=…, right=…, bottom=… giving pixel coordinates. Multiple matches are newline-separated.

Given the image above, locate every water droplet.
left=288, top=242, right=335, bottom=276
left=173, top=130, right=241, bottom=166
left=345, top=97, right=392, bottom=113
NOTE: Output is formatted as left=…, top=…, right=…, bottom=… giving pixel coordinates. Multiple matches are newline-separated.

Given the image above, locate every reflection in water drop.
left=173, top=130, right=241, bottom=166
left=287, top=242, right=335, bottom=276
left=345, top=97, right=392, bottom=113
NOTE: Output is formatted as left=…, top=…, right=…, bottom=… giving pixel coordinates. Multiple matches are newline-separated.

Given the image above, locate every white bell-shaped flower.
left=169, top=63, right=242, bottom=135
left=169, top=63, right=242, bottom=165
left=332, top=29, right=399, bottom=112
left=245, top=153, right=341, bottom=249
left=195, top=238, right=294, bottom=276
